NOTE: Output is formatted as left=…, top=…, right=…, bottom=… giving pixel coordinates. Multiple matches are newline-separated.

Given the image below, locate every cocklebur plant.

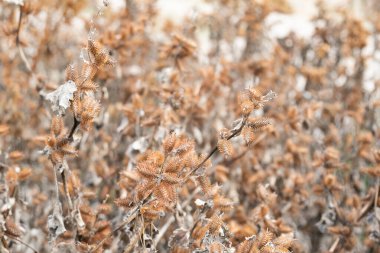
left=43, top=33, right=114, bottom=246
left=106, top=88, right=283, bottom=253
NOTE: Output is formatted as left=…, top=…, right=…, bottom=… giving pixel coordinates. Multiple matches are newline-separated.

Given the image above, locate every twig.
left=328, top=237, right=340, bottom=253
left=16, top=5, right=32, bottom=74
left=183, top=116, right=248, bottom=181
left=225, top=133, right=267, bottom=166
left=375, top=177, right=379, bottom=211
left=357, top=191, right=375, bottom=222
left=0, top=162, right=9, bottom=169
left=9, top=235, right=39, bottom=253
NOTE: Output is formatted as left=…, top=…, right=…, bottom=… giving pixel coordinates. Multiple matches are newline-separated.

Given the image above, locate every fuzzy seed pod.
left=79, top=80, right=98, bottom=92
left=8, top=151, right=24, bottom=161
left=51, top=116, right=64, bottom=136
left=51, top=151, right=64, bottom=165
left=136, top=162, right=157, bottom=178
left=5, top=218, right=22, bottom=237
left=242, top=126, right=255, bottom=145
left=208, top=214, right=223, bottom=235
left=217, top=139, right=233, bottom=158
left=247, top=118, right=271, bottom=131
left=65, top=64, right=78, bottom=82
left=197, top=176, right=212, bottom=196
left=236, top=238, right=255, bottom=253
left=60, top=143, right=77, bottom=156
left=162, top=172, right=182, bottom=184
left=240, top=100, right=255, bottom=115
left=18, top=167, right=32, bottom=181
left=163, top=157, right=182, bottom=173
left=114, top=198, right=132, bottom=208
left=258, top=231, right=274, bottom=248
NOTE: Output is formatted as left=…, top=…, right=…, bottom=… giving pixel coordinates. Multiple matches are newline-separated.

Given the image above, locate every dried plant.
left=1, top=0, right=380, bottom=252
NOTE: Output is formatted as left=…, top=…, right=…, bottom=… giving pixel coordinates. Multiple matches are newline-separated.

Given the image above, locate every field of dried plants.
left=1, top=0, right=380, bottom=252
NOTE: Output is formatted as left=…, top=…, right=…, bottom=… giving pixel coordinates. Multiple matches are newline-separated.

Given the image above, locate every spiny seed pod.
left=213, top=195, right=234, bottom=212
left=242, top=126, right=255, bottom=145
left=51, top=116, right=64, bottom=136
left=162, top=173, right=182, bottom=184
left=217, top=139, right=233, bottom=158
left=136, top=162, right=157, bottom=178
left=247, top=118, right=271, bottom=131
left=46, top=136, right=57, bottom=148
left=192, top=224, right=209, bottom=241
left=65, top=64, right=78, bottom=82
left=240, top=100, right=255, bottom=115
left=72, top=94, right=82, bottom=116
left=236, top=238, right=254, bottom=253
left=8, top=151, right=24, bottom=161
left=88, top=39, right=113, bottom=67
left=114, top=198, right=132, bottom=208
left=79, top=80, right=98, bottom=92
left=273, top=235, right=293, bottom=249
left=147, top=151, right=165, bottom=166
left=163, top=157, right=182, bottom=173
left=173, top=139, right=194, bottom=156
left=60, top=143, right=77, bottom=156
left=208, top=242, right=224, bottom=253
left=5, top=218, right=22, bottom=237
left=18, top=167, right=32, bottom=181
left=258, top=231, right=274, bottom=248
left=208, top=214, right=223, bottom=235
left=81, top=63, right=97, bottom=80
left=50, top=151, right=64, bottom=165
left=197, top=176, right=212, bottom=196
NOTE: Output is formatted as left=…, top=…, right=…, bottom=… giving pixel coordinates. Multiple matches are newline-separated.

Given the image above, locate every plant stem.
left=183, top=116, right=248, bottom=180
left=67, top=116, right=80, bottom=141
left=16, top=5, right=32, bottom=74
left=61, top=170, right=73, bottom=212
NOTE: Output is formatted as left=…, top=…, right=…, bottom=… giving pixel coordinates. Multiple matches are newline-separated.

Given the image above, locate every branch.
left=183, top=116, right=248, bottom=181
left=225, top=133, right=267, bottom=166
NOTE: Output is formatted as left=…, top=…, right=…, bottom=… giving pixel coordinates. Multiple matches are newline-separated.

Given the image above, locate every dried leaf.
left=45, top=81, right=77, bottom=114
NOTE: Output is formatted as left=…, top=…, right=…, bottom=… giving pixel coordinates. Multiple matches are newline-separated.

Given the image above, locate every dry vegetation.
left=1, top=0, right=380, bottom=252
